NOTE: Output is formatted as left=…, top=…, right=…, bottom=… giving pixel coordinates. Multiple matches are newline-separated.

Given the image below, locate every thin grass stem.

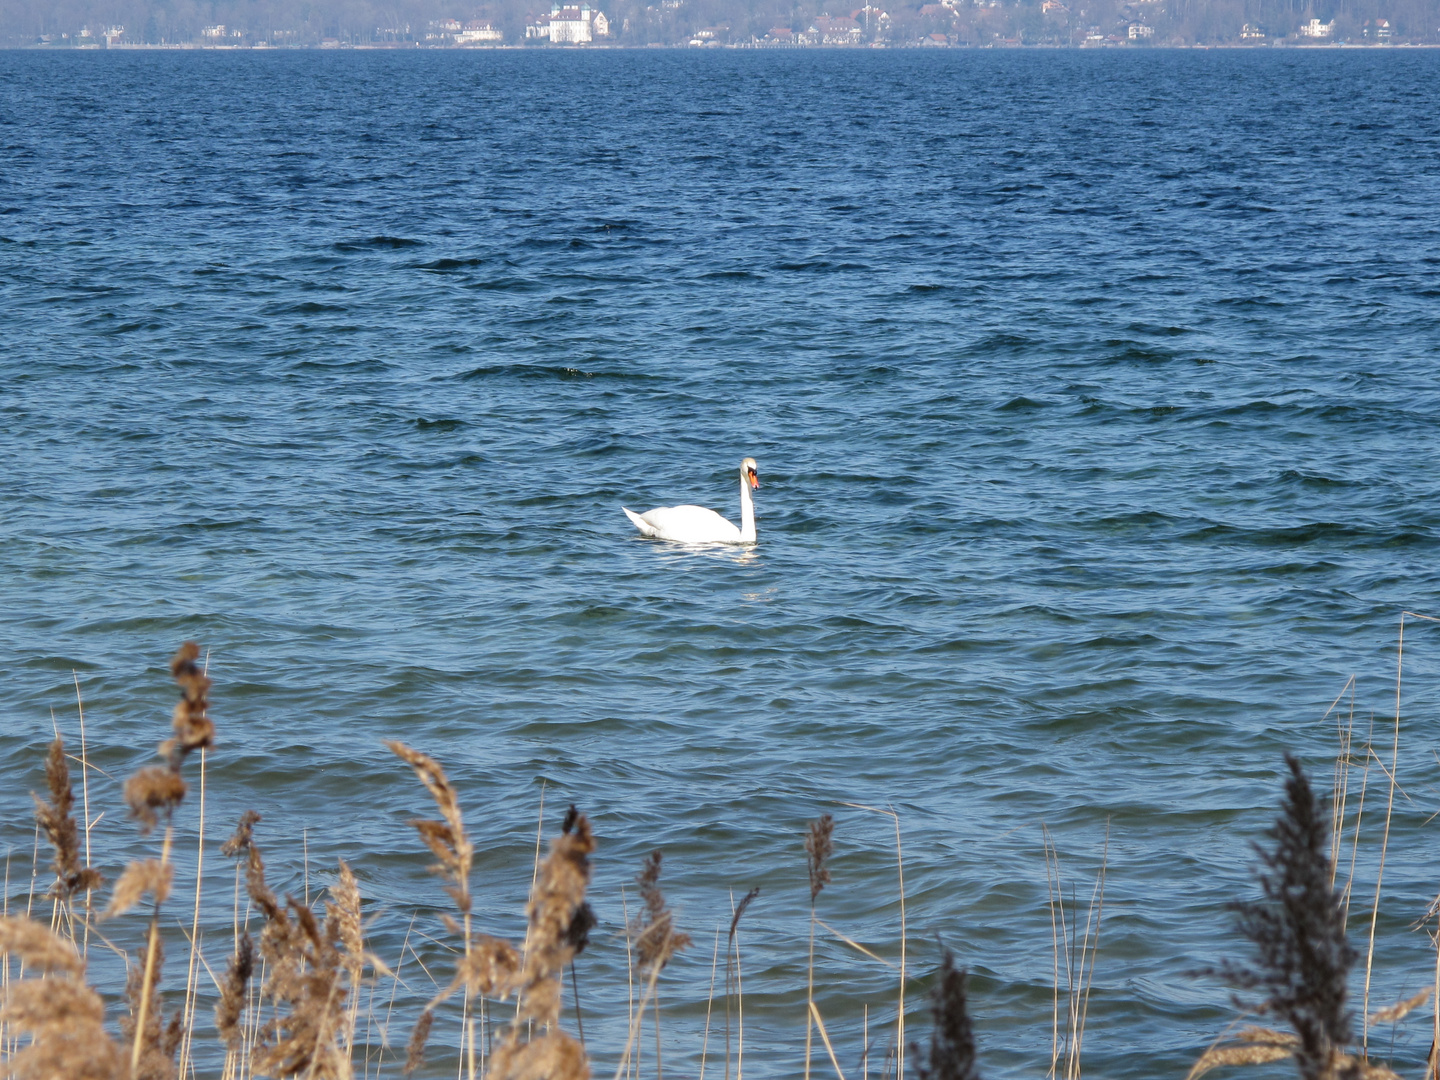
left=808, top=1002, right=849, bottom=1080
left=700, top=926, right=720, bottom=1080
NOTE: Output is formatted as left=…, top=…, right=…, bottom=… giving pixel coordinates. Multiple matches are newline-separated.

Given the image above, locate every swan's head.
left=740, top=458, right=759, bottom=490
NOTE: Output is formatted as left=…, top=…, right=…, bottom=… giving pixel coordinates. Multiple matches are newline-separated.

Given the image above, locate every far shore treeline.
left=2, top=0, right=1437, bottom=52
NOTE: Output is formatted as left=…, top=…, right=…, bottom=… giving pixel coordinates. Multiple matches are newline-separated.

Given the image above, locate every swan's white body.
left=624, top=459, right=759, bottom=544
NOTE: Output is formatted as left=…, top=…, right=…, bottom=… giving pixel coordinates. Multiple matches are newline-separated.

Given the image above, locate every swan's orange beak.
left=747, top=469, right=759, bottom=490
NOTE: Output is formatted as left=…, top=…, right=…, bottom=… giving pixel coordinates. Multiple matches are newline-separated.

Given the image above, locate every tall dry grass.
left=6, top=629, right=1440, bottom=1080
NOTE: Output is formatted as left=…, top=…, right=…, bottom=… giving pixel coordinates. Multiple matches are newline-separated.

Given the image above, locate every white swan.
left=623, top=458, right=759, bottom=544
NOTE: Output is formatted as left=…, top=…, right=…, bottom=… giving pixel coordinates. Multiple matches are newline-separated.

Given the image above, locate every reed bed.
left=4, top=631, right=1440, bottom=1080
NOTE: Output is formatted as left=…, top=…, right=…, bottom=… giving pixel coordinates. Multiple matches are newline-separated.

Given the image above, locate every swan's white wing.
left=626, top=504, right=742, bottom=544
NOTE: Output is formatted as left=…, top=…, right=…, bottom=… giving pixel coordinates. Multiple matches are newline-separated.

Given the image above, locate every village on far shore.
left=14, top=0, right=1430, bottom=50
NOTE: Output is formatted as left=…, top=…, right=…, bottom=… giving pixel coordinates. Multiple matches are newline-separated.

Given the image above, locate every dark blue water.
left=4, top=48, right=1440, bottom=1079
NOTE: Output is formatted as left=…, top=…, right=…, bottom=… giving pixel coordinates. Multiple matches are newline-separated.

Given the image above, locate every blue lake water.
left=3, top=46, right=1440, bottom=1078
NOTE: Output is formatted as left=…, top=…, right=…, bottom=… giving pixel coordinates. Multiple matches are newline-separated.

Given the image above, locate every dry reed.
left=909, top=949, right=979, bottom=1080
left=31, top=737, right=102, bottom=902
left=725, top=886, right=759, bottom=1080
left=805, top=814, right=835, bottom=1080
left=0, top=918, right=124, bottom=1080
left=13, top=636, right=1440, bottom=1080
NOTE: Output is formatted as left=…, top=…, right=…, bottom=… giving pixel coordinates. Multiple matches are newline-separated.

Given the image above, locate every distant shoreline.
left=6, top=40, right=1439, bottom=49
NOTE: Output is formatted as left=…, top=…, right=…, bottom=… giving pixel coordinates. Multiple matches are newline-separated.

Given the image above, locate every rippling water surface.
left=4, top=47, right=1440, bottom=1078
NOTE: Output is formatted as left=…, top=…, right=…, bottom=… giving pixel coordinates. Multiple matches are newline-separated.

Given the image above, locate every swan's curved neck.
left=739, top=475, right=756, bottom=543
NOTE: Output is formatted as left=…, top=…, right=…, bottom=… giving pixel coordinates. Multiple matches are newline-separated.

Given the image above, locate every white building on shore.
left=457, top=19, right=503, bottom=41
left=529, top=4, right=608, bottom=41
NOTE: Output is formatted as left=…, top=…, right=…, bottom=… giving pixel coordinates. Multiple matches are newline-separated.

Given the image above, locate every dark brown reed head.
left=1212, top=754, right=1355, bottom=1080
left=729, top=887, right=760, bottom=942
left=403, top=1008, right=434, bottom=1076
left=159, top=641, right=214, bottom=768
left=220, top=809, right=262, bottom=859
left=386, top=740, right=474, bottom=917
left=32, top=736, right=103, bottom=899
left=123, top=766, right=188, bottom=835
left=633, top=850, right=691, bottom=973
left=910, top=949, right=980, bottom=1080
left=566, top=900, right=597, bottom=956
left=805, top=813, right=835, bottom=904
left=215, top=931, right=255, bottom=1050
left=221, top=812, right=282, bottom=925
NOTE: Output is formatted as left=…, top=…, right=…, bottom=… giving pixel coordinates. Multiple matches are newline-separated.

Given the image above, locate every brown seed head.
left=0, top=916, right=84, bottom=975
left=1187, top=1042, right=1294, bottom=1079
left=124, top=766, right=187, bottom=834
left=31, top=738, right=102, bottom=900
left=164, top=641, right=214, bottom=767
left=121, top=934, right=176, bottom=1080
left=403, top=1009, right=434, bottom=1076
left=452, top=935, right=523, bottom=1000
left=806, top=814, right=835, bottom=903
left=104, top=859, right=173, bottom=920
left=387, top=740, right=474, bottom=916
left=215, top=932, right=255, bottom=1049
left=248, top=886, right=352, bottom=1080
left=4, top=1026, right=126, bottom=1080
left=1, top=973, right=106, bottom=1030
left=565, top=901, right=597, bottom=956
left=220, top=810, right=262, bottom=858
left=632, top=850, right=690, bottom=973
left=328, top=860, right=364, bottom=987
left=487, top=1031, right=590, bottom=1080
left=518, top=814, right=597, bottom=1026
left=729, top=887, right=760, bottom=941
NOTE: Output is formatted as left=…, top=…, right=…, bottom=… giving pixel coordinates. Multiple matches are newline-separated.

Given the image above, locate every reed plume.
left=910, top=949, right=980, bottom=1080
left=488, top=1032, right=590, bottom=1080
left=32, top=736, right=102, bottom=901
left=404, top=1008, right=434, bottom=1075
left=123, top=767, right=188, bottom=836
left=118, top=642, right=214, bottom=1079
left=806, top=815, right=834, bottom=904
left=633, top=851, right=690, bottom=975
left=560, top=812, right=597, bottom=1050
left=249, top=895, right=353, bottom=1080
left=0, top=918, right=125, bottom=1080
left=385, top=740, right=473, bottom=922
left=386, top=740, right=477, bottom=1071
left=804, top=814, right=834, bottom=1080
left=104, top=859, right=173, bottom=920
left=332, top=860, right=367, bottom=1057
left=214, top=931, right=254, bottom=1050
left=617, top=850, right=689, bottom=1080
left=161, top=641, right=215, bottom=768
left=121, top=934, right=182, bottom=1080
left=725, top=887, right=760, bottom=1080
left=1204, top=754, right=1357, bottom=1080
left=518, top=812, right=597, bottom=1028
left=221, top=811, right=356, bottom=1078
left=0, top=914, right=85, bottom=976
